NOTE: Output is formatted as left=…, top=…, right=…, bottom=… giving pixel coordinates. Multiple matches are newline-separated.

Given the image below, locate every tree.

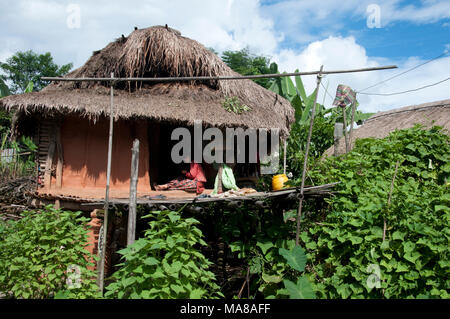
left=0, top=50, right=72, bottom=94
left=221, top=48, right=276, bottom=88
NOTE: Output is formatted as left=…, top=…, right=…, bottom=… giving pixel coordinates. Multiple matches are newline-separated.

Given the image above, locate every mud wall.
left=59, top=115, right=151, bottom=192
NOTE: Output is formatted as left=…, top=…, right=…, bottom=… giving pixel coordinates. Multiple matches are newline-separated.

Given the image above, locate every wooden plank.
left=55, top=125, right=64, bottom=188
left=127, top=139, right=139, bottom=246
left=43, top=132, right=56, bottom=189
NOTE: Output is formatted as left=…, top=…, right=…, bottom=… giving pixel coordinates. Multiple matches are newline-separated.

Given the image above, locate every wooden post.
left=43, top=127, right=55, bottom=189
left=342, top=104, right=350, bottom=153
left=296, top=65, right=323, bottom=246
left=127, top=139, right=139, bottom=246
left=348, top=98, right=357, bottom=150
left=55, top=124, right=63, bottom=188
left=333, top=123, right=344, bottom=157
left=97, top=73, right=115, bottom=293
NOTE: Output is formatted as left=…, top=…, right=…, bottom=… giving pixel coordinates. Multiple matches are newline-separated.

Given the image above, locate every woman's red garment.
left=166, top=177, right=198, bottom=193
left=185, top=162, right=206, bottom=194
left=165, top=162, right=206, bottom=194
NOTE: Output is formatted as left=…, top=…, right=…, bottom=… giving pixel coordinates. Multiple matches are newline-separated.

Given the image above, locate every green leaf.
left=262, top=273, right=282, bottom=283
left=283, top=277, right=316, bottom=299
left=190, top=288, right=205, bottom=299
left=24, top=81, right=34, bottom=93
left=294, top=71, right=307, bottom=101
left=279, top=246, right=307, bottom=272
left=256, top=241, right=274, bottom=255
left=144, top=257, right=159, bottom=266
left=392, top=230, right=406, bottom=241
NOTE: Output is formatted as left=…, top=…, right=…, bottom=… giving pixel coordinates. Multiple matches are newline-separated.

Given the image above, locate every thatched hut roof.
left=324, top=99, right=450, bottom=156
left=0, top=26, right=294, bottom=136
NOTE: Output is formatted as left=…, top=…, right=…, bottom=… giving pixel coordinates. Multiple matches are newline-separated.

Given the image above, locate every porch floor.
left=37, top=186, right=213, bottom=201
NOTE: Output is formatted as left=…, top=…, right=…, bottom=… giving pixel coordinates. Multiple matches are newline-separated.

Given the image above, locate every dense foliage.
left=268, top=71, right=373, bottom=178
left=0, top=50, right=72, bottom=94
left=216, top=206, right=316, bottom=299
left=297, top=125, right=450, bottom=298
left=0, top=205, right=100, bottom=299
left=221, top=48, right=277, bottom=89
left=105, top=209, right=222, bottom=299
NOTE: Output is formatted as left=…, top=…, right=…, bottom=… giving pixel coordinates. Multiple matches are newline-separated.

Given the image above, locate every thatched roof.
left=0, top=26, right=294, bottom=136
left=324, top=99, right=450, bottom=156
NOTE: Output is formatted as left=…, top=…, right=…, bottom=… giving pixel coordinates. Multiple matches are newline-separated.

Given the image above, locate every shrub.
left=300, top=125, right=449, bottom=298
left=0, top=205, right=100, bottom=299
left=105, top=210, right=222, bottom=299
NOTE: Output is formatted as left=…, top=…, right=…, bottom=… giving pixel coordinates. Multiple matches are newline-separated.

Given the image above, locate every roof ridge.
left=367, top=99, right=450, bottom=122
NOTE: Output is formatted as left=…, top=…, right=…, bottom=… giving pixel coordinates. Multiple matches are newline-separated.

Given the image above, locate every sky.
left=1, top=0, right=449, bottom=113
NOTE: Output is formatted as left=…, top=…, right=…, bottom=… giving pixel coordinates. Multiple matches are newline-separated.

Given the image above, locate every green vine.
left=299, top=125, right=450, bottom=299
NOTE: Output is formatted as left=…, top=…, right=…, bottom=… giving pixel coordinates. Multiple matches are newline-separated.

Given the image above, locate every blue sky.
left=1, top=0, right=449, bottom=112
left=259, top=0, right=450, bottom=59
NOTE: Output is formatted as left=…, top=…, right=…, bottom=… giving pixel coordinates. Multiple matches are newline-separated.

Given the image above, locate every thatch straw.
left=324, top=99, right=450, bottom=156
left=0, top=26, right=294, bottom=136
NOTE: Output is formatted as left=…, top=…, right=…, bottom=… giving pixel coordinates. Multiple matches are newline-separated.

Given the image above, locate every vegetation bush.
left=105, top=209, right=222, bottom=299
left=297, top=125, right=450, bottom=298
left=0, top=205, right=100, bottom=299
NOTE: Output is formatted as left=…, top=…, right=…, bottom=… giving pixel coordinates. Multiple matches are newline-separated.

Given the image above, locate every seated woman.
left=154, top=161, right=207, bottom=194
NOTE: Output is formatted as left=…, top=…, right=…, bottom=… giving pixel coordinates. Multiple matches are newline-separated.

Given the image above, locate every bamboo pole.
left=127, top=139, right=139, bottom=246
left=333, top=123, right=344, bottom=157
left=97, top=72, right=115, bottom=293
left=348, top=97, right=357, bottom=150
left=342, top=104, right=350, bottom=153
left=41, top=65, right=397, bottom=83
left=55, top=124, right=63, bottom=189
left=296, top=65, right=323, bottom=246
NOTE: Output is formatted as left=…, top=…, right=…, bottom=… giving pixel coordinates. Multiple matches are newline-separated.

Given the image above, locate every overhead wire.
left=357, top=77, right=450, bottom=96
left=357, top=50, right=449, bottom=93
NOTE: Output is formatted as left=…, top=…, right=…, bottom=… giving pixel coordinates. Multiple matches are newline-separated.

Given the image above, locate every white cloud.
left=0, top=0, right=279, bottom=67
left=0, top=0, right=449, bottom=114
left=273, top=36, right=450, bottom=113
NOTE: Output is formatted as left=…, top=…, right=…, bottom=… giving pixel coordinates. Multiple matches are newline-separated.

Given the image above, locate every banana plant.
left=24, top=81, right=34, bottom=93
left=0, top=78, right=10, bottom=98
left=269, top=69, right=374, bottom=127
left=0, top=79, right=33, bottom=97
left=269, top=69, right=327, bottom=126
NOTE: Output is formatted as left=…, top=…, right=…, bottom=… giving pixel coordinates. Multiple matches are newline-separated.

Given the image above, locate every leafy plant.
left=277, top=246, right=315, bottom=299
left=267, top=71, right=374, bottom=179
left=222, top=96, right=250, bottom=114
left=1, top=135, right=38, bottom=180
left=216, top=205, right=316, bottom=299
left=0, top=205, right=100, bottom=299
left=105, top=209, right=222, bottom=299
left=0, top=77, right=10, bottom=97
left=300, top=125, right=450, bottom=299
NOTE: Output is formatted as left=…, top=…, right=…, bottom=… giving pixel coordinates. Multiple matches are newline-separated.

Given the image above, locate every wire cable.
left=321, top=81, right=335, bottom=101
left=357, top=50, right=449, bottom=93
left=357, top=77, right=450, bottom=96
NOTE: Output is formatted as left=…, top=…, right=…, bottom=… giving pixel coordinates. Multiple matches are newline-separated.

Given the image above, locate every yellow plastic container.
left=272, top=174, right=289, bottom=191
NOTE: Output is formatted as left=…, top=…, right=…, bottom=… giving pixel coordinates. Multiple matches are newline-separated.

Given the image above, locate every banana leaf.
left=24, top=81, right=34, bottom=93
left=294, top=69, right=307, bottom=102
left=0, top=78, right=10, bottom=97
